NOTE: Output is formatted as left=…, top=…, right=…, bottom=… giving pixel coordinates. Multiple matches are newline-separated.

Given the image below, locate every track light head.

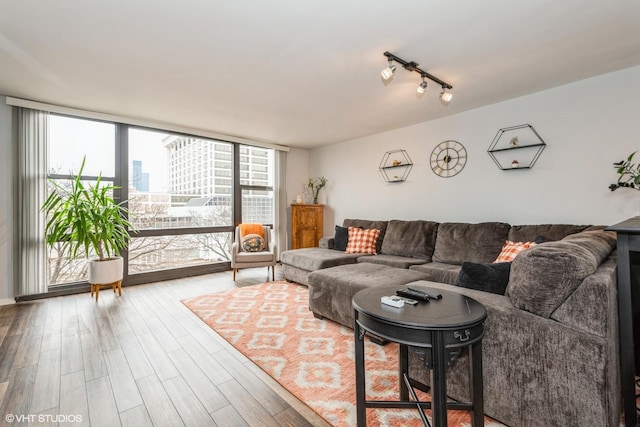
left=381, top=61, right=396, bottom=81
left=440, top=87, right=453, bottom=103
left=417, top=77, right=428, bottom=94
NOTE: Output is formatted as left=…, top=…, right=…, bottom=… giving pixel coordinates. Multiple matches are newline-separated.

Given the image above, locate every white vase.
left=88, top=257, right=123, bottom=284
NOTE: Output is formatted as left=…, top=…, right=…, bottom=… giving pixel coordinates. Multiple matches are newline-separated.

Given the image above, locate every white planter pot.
left=88, top=257, right=123, bottom=285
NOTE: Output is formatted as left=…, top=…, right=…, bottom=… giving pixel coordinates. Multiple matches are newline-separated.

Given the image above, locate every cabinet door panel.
left=291, top=205, right=323, bottom=249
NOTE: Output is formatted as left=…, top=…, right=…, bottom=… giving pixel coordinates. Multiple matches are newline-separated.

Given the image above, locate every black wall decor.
left=487, top=124, right=546, bottom=170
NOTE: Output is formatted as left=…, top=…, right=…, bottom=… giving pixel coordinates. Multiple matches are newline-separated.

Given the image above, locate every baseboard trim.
left=0, top=298, right=15, bottom=306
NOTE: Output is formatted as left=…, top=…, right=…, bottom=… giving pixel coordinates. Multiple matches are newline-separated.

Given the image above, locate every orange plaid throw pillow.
left=493, top=240, right=536, bottom=263
left=345, top=227, right=380, bottom=254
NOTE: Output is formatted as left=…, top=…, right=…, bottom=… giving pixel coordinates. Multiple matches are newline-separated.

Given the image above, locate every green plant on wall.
left=610, top=152, right=640, bottom=191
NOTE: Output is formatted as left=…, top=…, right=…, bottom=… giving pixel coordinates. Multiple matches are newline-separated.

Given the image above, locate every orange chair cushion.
left=239, top=223, right=265, bottom=239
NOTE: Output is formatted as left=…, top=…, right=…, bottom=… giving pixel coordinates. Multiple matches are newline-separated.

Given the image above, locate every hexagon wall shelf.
left=379, top=149, right=413, bottom=183
left=487, top=124, right=546, bottom=170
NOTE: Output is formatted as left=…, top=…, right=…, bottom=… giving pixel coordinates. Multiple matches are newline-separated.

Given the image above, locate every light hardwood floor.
left=0, top=265, right=331, bottom=427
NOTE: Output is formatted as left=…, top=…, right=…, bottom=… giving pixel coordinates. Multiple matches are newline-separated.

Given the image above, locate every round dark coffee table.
left=352, top=284, right=487, bottom=427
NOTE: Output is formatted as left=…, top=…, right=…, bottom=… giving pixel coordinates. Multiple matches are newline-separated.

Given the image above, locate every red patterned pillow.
left=345, top=227, right=381, bottom=254
left=494, top=240, right=536, bottom=263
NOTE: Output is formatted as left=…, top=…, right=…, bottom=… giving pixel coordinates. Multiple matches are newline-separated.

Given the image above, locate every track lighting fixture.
left=382, top=51, right=453, bottom=101
left=417, top=76, right=428, bottom=94
left=381, top=60, right=396, bottom=81
left=440, top=87, right=453, bottom=103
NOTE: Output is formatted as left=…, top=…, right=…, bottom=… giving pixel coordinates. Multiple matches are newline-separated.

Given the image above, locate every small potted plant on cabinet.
left=308, top=176, right=328, bottom=204
left=42, top=157, right=136, bottom=299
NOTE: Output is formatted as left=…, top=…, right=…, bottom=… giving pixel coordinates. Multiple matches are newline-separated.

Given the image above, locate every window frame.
left=45, top=116, right=275, bottom=289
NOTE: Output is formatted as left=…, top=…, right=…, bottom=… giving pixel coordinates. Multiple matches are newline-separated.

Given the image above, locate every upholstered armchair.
left=231, top=224, right=276, bottom=281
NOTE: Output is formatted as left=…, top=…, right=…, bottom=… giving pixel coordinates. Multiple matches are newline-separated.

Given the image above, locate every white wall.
left=0, top=98, right=14, bottom=304
left=310, top=65, right=640, bottom=235
left=285, top=147, right=310, bottom=204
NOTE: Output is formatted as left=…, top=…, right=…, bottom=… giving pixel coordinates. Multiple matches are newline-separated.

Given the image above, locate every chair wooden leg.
left=271, top=265, right=275, bottom=281
left=233, top=268, right=236, bottom=281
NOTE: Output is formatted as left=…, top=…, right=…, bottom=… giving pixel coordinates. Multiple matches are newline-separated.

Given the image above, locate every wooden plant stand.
left=90, top=280, right=122, bottom=302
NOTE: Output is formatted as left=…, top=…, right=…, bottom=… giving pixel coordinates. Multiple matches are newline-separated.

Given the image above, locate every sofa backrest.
left=507, top=224, right=590, bottom=242
left=432, top=222, right=510, bottom=264
left=380, top=220, right=439, bottom=260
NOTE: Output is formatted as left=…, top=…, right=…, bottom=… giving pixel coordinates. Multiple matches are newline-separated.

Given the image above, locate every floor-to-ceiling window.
left=45, top=115, right=275, bottom=288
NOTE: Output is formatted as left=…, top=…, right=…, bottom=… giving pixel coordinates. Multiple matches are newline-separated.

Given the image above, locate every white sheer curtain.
left=274, top=149, right=288, bottom=260
left=14, top=107, right=49, bottom=297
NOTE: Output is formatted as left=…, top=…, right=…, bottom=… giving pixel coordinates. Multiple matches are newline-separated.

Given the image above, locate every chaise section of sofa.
left=281, top=248, right=364, bottom=285
left=282, top=219, right=389, bottom=285
left=307, top=262, right=430, bottom=327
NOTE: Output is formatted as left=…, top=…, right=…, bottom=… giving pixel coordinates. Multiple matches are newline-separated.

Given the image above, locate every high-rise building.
left=132, top=160, right=150, bottom=192
left=162, top=136, right=273, bottom=223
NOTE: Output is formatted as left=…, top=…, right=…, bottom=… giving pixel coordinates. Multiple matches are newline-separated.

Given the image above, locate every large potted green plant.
left=42, top=157, right=135, bottom=290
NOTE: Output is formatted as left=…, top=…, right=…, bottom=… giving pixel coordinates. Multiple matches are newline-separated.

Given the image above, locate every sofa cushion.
left=507, top=241, right=598, bottom=318
left=409, top=262, right=462, bottom=285
left=333, top=225, right=349, bottom=251
left=432, top=222, right=511, bottom=265
left=345, top=227, right=380, bottom=254
left=455, top=261, right=511, bottom=295
left=358, top=254, right=428, bottom=269
left=508, top=224, right=590, bottom=242
left=307, top=263, right=429, bottom=328
left=343, top=219, right=388, bottom=254
left=280, top=248, right=365, bottom=271
left=380, top=220, right=439, bottom=261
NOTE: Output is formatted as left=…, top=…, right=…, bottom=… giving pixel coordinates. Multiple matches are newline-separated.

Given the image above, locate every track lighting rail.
left=383, top=51, right=452, bottom=90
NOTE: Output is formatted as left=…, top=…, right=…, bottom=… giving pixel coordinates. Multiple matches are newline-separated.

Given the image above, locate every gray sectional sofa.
left=280, top=219, right=620, bottom=427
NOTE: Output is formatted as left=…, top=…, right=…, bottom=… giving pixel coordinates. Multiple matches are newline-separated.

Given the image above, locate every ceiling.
left=1, top=1, right=640, bottom=149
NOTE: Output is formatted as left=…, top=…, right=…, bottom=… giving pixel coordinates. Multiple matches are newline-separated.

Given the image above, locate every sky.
left=49, top=115, right=169, bottom=192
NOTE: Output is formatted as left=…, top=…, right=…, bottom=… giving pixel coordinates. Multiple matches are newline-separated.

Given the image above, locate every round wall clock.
left=430, top=140, right=467, bottom=177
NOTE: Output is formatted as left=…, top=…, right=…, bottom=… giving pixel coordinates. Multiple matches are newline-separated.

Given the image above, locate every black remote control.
left=407, top=286, right=442, bottom=300
left=396, top=288, right=430, bottom=302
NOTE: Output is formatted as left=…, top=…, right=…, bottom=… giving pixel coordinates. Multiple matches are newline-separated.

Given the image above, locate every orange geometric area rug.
left=182, top=281, right=504, bottom=427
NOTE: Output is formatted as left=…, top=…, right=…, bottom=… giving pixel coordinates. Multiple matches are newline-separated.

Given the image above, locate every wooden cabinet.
left=291, top=204, right=323, bottom=249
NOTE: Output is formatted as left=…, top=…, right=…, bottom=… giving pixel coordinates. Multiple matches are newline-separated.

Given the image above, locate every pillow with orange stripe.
left=345, top=227, right=381, bottom=254
left=493, top=240, right=536, bottom=263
